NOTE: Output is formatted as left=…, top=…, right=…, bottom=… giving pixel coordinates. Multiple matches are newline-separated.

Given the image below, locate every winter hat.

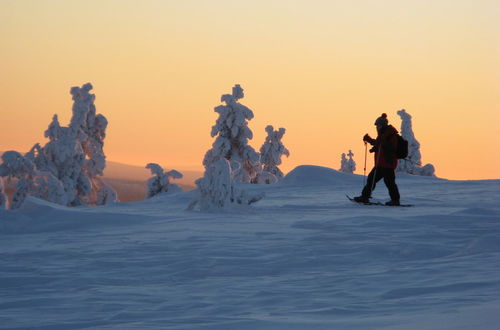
left=374, top=113, right=388, bottom=127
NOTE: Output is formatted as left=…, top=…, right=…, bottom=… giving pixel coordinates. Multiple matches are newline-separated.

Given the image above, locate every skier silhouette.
left=354, top=113, right=400, bottom=206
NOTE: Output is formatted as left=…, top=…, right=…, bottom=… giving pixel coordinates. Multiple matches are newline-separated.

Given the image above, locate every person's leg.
left=383, top=168, right=400, bottom=203
left=360, top=167, right=383, bottom=199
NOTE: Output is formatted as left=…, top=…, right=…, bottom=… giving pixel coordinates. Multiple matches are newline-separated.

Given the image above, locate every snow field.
left=1, top=165, right=499, bottom=329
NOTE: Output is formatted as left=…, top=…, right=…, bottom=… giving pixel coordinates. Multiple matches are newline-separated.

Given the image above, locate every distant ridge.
left=103, top=161, right=202, bottom=202
left=104, top=160, right=202, bottom=183
left=0, top=152, right=202, bottom=202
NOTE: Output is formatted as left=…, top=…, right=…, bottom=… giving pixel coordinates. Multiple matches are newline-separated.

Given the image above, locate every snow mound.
left=18, top=195, right=73, bottom=212
left=281, top=165, right=360, bottom=186
left=0, top=197, right=147, bottom=235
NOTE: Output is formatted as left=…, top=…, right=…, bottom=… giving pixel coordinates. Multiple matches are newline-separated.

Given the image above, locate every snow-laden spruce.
left=203, top=85, right=260, bottom=183
left=0, top=151, right=67, bottom=209
left=0, top=178, right=7, bottom=209
left=188, top=157, right=264, bottom=211
left=190, top=85, right=264, bottom=211
left=145, top=163, right=183, bottom=198
left=0, top=83, right=117, bottom=208
left=27, top=114, right=89, bottom=206
left=257, top=125, right=289, bottom=183
left=69, top=84, right=117, bottom=204
left=340, top=153, right=348, bottom=173
left=396, top=109, right=435, bottom=176
left=339, top=150, right=356, bottom=174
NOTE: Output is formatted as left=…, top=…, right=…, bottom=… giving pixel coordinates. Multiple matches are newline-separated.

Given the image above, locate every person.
left=354, top=113, right=401, bottom=206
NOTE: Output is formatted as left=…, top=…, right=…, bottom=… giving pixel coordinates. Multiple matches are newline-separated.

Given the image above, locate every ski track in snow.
left=1, top=166, right=499, bottom=329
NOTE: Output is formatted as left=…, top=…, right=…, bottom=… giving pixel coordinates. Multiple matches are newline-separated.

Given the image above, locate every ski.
left=346, top=195, right=384, bottom=206
left=346, top=195, right=413, bottom=207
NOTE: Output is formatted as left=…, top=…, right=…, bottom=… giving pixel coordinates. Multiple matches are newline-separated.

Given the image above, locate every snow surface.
left=1, top=165, right=499, bottom=329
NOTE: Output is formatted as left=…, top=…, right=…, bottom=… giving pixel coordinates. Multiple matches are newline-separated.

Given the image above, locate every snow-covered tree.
left=190, top=85, right=265, bottom=211
left=190, top=158, right=233, bottom=210
left=340, top=150, right=356, bottom=174
left=257, top=125, right=289, bottom=183
left=340, top=153, right=348, bottom=172
left=0, top=178, right=7, bottom=209
left=203, top=85, right=260, bottom=183
left=145, top=163, right=183, bottom=198
left=0, top=151, right=67, bottom=209
left=396, top=109, right=435, bottom=176
left=188, top=157, right=264, bottom=211
left=0, top=83, right=117, bottom=208
left=253, top=171, right=278, bottom=185
left=69, top=83, right=117, bottom=204
left=347, top=150, right=356, bottom=173
left=28, top=114, right=90, bottom=206
left=0, top=151, right=32, bottom=209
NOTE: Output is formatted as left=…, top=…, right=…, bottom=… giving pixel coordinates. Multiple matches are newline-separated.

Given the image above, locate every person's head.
left=374, top=113, right=388, bottom=133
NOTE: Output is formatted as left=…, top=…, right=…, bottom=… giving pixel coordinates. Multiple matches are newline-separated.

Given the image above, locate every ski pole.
left=363, top=142, right=367, bottom=186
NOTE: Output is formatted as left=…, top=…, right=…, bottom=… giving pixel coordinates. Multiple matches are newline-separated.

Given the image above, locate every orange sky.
left=1, top=0, right=499, bottom=179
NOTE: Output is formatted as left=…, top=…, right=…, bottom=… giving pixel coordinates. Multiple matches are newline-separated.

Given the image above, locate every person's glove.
left=363, top=134, right=372, bottom=142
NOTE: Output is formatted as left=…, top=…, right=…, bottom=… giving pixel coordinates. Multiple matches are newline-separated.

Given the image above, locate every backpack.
left=395, top=134, right=408, bottom=159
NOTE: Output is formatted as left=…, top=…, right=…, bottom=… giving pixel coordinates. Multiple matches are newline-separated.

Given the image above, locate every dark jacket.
left=365, top=125, right=399, bottom=169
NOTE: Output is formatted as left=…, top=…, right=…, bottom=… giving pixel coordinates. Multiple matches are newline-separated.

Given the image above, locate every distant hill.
left=1, top=152, right=202, bottom=202
left=103, top=161, right=202, bottom=202
left=104, top=160, right=202, bottom=186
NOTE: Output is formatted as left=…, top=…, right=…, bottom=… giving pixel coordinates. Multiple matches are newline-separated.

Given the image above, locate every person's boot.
left=385, top=200, right=400, bottom=206
left=353, top=196, right=370, bottom=203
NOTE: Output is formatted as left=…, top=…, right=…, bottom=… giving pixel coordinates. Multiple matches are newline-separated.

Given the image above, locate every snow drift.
left=281, top=165, right=361, bottom=186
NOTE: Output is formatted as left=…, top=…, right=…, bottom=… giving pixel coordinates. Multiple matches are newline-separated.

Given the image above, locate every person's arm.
left=363, top=134, right=376, bottom=145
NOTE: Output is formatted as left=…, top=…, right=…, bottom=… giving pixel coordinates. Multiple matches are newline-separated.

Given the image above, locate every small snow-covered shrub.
left=145, top=163, right=183, bottom=198
left=339, top=150, right=356, bottom=174
left=257, top=125, right=289, bottom=183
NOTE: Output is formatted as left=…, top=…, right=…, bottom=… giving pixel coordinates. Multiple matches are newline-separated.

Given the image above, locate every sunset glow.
left=1, top=0, right=499, bottom=179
